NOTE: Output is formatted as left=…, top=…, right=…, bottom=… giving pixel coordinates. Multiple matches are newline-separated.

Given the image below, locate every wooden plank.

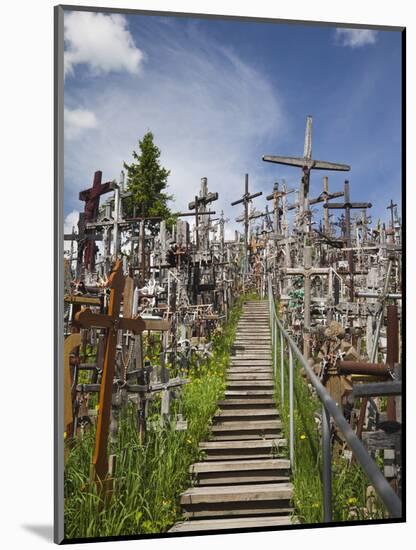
left=212, top=420, right=282, bottom=430
left=180, top=482, right=293, bottom=504
left=227, top=374, right=273, bottom=380
left=169, top=516, right=293, bottom=532
left=199, top=439, right=286, bottom=450
left=215, top=409, right=279, bottom=418
left=217, top=399, right=275, bottom=406
left=183, top=507, right=293, bottom=519
left=224, top=390, right=275, bottom=396
left=226, top=380, right=274, bottom=387
left=64, top=294, right=101, bottom=305
left=63, top=333, right=82, bottom=430
left=190, top=459, right=290, bottom=474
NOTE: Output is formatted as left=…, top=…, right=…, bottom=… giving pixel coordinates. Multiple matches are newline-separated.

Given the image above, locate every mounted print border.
left=54, top=4, right=406, bottom=544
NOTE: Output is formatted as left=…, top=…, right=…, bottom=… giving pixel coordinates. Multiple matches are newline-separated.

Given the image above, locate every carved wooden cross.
left=73, top=259, right=170, bottom=482
left=263, top=116, right=350, bottom=230
left=283, top=246, right=331, bottom=358
left=325, top=180, right=372, bottom=300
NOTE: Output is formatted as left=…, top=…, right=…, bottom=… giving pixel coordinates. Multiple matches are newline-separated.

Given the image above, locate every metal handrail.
left=267, top=277, right=402, bottom=521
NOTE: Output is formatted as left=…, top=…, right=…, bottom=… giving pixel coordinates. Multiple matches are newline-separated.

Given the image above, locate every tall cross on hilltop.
left=262, top=116, right=350, bottom=232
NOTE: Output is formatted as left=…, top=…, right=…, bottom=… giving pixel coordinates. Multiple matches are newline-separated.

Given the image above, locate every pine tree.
left=124, top=131, right=174, bottom=233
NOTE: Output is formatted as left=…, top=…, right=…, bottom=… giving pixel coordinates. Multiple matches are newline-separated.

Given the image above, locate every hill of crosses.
left=62, top=118, right=402, bottom=539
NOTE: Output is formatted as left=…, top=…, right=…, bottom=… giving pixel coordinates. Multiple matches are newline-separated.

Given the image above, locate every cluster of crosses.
left=63, top=115, right=402, bottom=497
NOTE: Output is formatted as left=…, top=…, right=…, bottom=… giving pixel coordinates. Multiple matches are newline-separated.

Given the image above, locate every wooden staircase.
left=169, top=300, right=294, bottom=533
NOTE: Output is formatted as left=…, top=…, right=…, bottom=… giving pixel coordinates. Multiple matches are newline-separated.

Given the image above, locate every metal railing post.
left=288, top=344, right=294, bottom=468
left=273, top=312, right=277, bottom=378
left=322, top=404, right=332, bottom=522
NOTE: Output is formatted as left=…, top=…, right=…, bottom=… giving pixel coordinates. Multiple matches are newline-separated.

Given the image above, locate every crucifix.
left=324, top=180, right=372, bottom=301
left=188, top=177, right=218, bottom=252
left=266, top=181, right=295, bottom=237
left=230, top=173, right=263, bottom=273
left=283, top=246, right=331, bottom=358
left=73, top=259, right=170, bottom=483
left=387, top=199, right=397, bottom=229
left=78, top=171, right=114, bottom=271
left=262, top=115, right=350, bottom=232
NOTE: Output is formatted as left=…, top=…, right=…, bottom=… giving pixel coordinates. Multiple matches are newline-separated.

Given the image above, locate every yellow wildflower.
left=300, top=434, right=306, bottom=440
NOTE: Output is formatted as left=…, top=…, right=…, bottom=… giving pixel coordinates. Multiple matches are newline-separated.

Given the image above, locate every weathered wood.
left=169, top=515, right=293, bottom=532
left=63, top=333, right=82, bottom=431
left=352, top=381, right=402, bottom=398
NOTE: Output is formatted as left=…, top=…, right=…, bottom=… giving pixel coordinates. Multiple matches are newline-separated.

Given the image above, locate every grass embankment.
left=272, top=309, right=386, bottom=523
left=64, top=297, right=245, bottom=539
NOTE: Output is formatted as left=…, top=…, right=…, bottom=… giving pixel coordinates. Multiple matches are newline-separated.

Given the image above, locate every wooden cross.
left=64, top=213, right=104, bottom=278
left=266, top=181, right=295, bottom=236
left=387, top=199, right=397, bottom=229
left=188, top=177, right=219, bottom=252
left=263, top=116, right=350, bottom=230
left=73, top=259, right=170, bottom=482
left=325, top=180, right=372, bottom=300
left=230, top=174, right=263, bottom=273
left=283, top=246, right=331, bottom=358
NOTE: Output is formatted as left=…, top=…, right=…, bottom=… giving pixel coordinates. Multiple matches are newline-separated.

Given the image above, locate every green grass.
left=271, top=308, right=387, bottom=524
left=63, top=296, right=245, bottom=540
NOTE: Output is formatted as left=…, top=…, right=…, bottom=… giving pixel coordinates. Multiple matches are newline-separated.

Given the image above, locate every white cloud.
left=335, top=28, right=378, bottom=48
left=64, top=26, right=285, bottom=238
left=64, top=11, right=144, bottom=76
left=64, top=107, right=98, bottom=140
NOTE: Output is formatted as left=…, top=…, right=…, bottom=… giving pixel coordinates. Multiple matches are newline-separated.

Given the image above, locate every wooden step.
left=191, top=458, right=290, bottom=474
left=190, top=459, right=290, bottom=486
left=227, top=368, right=272, bottom=374
left=227, top=373, right=273, bottom=381
left=226, top=380, right=274, bottom=388
left=169, top=515, right=293, bottom=532
left=215, top=409, right=279, bottom=418
left=211, top=434, right=282, bottom=441
left=224, top=390, right=275, bottom=397
left=218, top=398, right=276, bottom=407
left=199, top=439, right=287, bottom=460
left=180, top=483, right=293, bottom=505
left=212, top=420, right=282, bottom=432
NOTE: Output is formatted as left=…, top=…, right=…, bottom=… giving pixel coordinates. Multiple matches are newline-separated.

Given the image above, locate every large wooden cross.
left=230, top=174, right=263, bottom=273
left=188, top=177, right=219, bottom=252
left=73, top=259, right=170, bottom=482
left=262, top=116, right=350, bottom=231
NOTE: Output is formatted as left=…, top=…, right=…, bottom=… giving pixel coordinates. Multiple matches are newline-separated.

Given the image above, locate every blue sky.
left=63, top=10, right=402, bottom=237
